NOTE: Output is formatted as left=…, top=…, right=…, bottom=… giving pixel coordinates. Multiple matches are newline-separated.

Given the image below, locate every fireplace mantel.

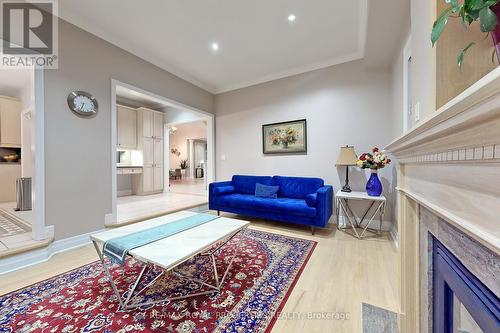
left=387, top=66, right=500, bottom=255
left=386, top=67, right=500, bottom=333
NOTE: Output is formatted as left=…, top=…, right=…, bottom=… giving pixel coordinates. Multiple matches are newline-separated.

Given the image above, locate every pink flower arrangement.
left=357, top=147, right=391, bottom=170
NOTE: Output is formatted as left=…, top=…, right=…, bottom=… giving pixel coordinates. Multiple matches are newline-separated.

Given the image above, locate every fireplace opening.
left=433, top=238, right=499, bottom=332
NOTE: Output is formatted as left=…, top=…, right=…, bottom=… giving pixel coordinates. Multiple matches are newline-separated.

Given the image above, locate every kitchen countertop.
left=117, top=165, right=143, bottom=168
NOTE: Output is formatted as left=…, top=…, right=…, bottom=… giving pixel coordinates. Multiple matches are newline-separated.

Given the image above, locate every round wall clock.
left=67, top=91, right=98, bottom=118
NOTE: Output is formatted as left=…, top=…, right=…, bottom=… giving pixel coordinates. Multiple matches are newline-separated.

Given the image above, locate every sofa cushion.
left=305, top=193, right=317, bottom=207
left=216, top=193, right=316, bottom=218
left=271, top=176, right=324, bottom=199
left=214, top=185, right=235, bottom=196
left=255, top=183, right=279, bottom=199
left=232, top=175, right=272, bottom=195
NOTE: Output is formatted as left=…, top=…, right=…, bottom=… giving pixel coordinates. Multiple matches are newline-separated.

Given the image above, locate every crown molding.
left=214, top=51, right=364, bottom=94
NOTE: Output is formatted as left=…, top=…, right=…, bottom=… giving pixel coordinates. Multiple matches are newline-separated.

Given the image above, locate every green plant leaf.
left=479, top=6, right=498, bottom=32
left=468, top=9, right=480, bottom=20
left=447, top=0, right=460, bottom=12
left=453, top=0, right=461, bottom=10
left=484, top=0, right=500, bottom=7
left=466, top=0, right=487, bottom=11
left=457, top=42, right=476, bottom=67
left=432, top=8, right=453, bottom=46
left=464, top=14, right=474, bottom=25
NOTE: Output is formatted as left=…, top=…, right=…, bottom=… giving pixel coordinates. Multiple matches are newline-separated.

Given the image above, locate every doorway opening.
left=168, top=121, right=208, bottom=197
left=110, top=80, right=214, bottom=226
left=0, top=53, right=49, bottom=256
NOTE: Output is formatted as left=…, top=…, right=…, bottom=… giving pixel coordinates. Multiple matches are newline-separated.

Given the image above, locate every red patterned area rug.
left=0, top=229, right=316, bottom=333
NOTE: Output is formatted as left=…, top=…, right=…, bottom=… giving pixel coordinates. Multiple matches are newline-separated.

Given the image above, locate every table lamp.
left=336, top=145, right=358, bottom=193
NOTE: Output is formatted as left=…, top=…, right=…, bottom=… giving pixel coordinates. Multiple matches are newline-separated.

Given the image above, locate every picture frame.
left=262, top=119, right=307, bottom=154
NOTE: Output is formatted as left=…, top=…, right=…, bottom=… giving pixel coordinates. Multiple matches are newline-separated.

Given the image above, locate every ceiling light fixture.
left=211, top=42, right=219, bottom=52
left=288, top=14, right=296, bottom=22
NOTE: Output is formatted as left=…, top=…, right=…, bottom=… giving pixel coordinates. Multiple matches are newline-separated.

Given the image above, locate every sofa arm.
left=214, top=185, right=235, bottom=196
left=316, top=186, right=333, bottom=227
left=209, top=181, right=233, bottom=203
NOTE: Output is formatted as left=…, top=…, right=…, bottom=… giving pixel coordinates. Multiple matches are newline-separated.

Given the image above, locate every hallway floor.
left=116, top=190, right=208, bottom=225
left=0, top=203, right=46, bottom=257
left=169, top=177, right=207, bottom=196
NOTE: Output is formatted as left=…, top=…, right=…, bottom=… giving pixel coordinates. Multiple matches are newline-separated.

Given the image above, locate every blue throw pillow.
left=255, top=183, right=279, bottom=199
left=305, top=193, right=317, bottom=207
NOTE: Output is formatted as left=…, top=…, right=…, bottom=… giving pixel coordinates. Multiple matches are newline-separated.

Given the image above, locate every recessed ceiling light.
left=288, top=14, right=296, bottom=22
left=211, top=42, right=219, bottom=52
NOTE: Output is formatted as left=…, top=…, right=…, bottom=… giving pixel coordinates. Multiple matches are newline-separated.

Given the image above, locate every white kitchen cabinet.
left=117, top=105, right=137, bottom=149
left=138, top=108, right=163, bottom=139
left=153, top=113, right=164, bottom=139
left=134, top=108, right=164, bottom=195
left=142, top=166, right=154, bottom=193
left=153, top=138, right=163, bottom=166
left=142, top=137, right=154, bottom=166
left=153, top=166, right=163, bottom=192
left=0, top=96, right=21, bottom=148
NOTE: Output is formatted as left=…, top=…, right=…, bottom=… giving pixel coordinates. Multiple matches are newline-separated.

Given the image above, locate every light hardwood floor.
left=116, top=191, right=207, bottom=225
left=0, top=213, right=399, bottom=333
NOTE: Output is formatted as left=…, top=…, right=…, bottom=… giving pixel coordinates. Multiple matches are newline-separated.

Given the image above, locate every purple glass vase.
left=491, top=4, right=500, bottom=63
left=366, top=170, right=383, bottom=197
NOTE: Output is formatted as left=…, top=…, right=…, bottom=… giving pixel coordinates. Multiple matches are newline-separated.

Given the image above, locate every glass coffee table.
left=91, top=211, right=249, bottom=310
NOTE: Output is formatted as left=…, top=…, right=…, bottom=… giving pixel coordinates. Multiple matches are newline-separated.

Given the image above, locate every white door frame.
left=1, top=38, right=50, bottom=241
left=32, top=67, right=50, bottom=240
left=109, top=79, right=215, bottom=225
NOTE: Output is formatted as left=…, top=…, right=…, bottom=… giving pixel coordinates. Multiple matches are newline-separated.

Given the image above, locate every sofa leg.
left=217, top=210, right=220, bottom=216
left=311, top=226, right=315, bottom=235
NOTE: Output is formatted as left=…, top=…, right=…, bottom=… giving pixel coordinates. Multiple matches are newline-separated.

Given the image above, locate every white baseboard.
left=0, top=229, right=104, bottom=275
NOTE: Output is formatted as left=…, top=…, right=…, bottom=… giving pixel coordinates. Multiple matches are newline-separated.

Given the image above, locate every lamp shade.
left=336, top=146, right=358, bottom=166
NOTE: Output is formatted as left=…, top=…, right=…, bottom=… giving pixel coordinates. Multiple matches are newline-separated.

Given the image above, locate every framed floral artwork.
left=262, top=119, right=307, bottom=154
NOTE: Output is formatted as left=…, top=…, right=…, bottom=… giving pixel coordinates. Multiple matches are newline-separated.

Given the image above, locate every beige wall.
left=215, top=60, right=397, bottom=227
left=410, top=0, right=436, bottom=121
left=44, top=19, right=214, bottom=240
left=436, top=1, right=499, bottom=108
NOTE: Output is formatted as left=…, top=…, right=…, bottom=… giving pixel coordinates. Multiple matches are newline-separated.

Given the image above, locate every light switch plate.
left=221, top=154, right=226, bottom=161
left=414, top=102, right=420, bottom=122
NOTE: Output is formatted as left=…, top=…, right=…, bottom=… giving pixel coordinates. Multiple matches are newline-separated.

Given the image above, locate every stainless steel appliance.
left=15, top=177, right=32, bottom=211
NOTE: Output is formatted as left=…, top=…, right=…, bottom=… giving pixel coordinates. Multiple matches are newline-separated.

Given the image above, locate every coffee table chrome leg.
left=211, top=254, right=220, bottom=287
left=218, top=252, right=237, bottom=288
left=92, top=240, right=126, bottom=310
left=123, top=264, right=149, bottom=306
left=94, top=229, right=245, bottom=311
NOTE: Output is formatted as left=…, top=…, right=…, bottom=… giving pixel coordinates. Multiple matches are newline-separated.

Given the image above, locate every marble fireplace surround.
left=386, top=67, right=500, bottom=333
left=419, top=206, right=499, bottom=333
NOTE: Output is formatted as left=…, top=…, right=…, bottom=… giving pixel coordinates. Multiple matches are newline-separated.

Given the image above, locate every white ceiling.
left=0, top=68, right=32, bottom=98
left=174, top=121, right=207, bottom=137
left=116, top=85, right=167, bottom=110
left=364, top=0, right=411, bottom=69
left=59, top=0, right=367, bottom=94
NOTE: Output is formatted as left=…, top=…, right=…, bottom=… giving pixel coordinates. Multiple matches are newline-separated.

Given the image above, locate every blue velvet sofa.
left=209, top=175, right=333, bottom=234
